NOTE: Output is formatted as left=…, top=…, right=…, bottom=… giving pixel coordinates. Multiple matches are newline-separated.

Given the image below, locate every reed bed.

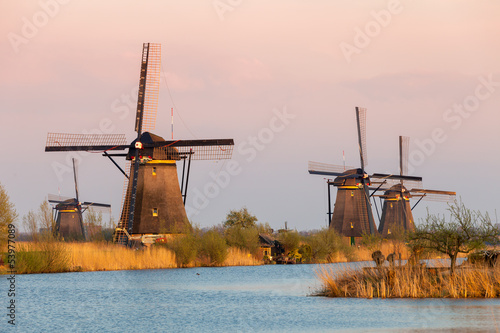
left=15, top=242, right=177, bottom=273
left=67, top=242, right=177, bottom=271
left=223, top=247, right=261, bottom=266
left=354, top=242, right=410, bottom=262
left=316, top=263, right=500, bottom=298
left=12, top=242, right=262, bottom=274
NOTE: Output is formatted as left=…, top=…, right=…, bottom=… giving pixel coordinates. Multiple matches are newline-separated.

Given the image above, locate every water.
left=4, top=263, right=500, bottom=332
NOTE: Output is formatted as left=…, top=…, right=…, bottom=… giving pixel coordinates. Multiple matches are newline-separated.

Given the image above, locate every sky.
left=1, top=0, right=499, bottom=232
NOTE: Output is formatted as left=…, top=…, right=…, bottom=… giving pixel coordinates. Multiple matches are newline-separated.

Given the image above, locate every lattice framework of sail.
left=308, top=161, right=356, bottom=176
left=400, top=136, right=410, bottom=176
left=410, top=189, right=456, bottom=202
left=46, top=133, right=127, bottom=151
left=357, top=107, right=368, bottom=168
left=141, top=43, right=161, bottom=133
left=173, top=143, right=234, bottom=160
left=370, top=176, right=423, bottom=191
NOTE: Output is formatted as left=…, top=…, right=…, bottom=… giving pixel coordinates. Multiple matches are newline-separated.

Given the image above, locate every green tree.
left=278, top=230, right=300, bottom=254
left=224, top=225, right=259, bottom=255
left=408, top=200, right=499, bottom=275
left=199, top=229, right=228, bottom=266
left=306, top=228, right=344, bottom=262
left=0, top=182, right=17, bottom=249
left=223, top=207, right=257, bottom=229
left=167, top=232, right=199, bottom=268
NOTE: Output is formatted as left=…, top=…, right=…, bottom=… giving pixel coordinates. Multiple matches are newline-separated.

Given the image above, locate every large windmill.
left=48, top=158, right=111, bottom=240
left=375, top=136, right=456, bottom=236
left=45, top=43, right=234, bottom=245
left=308, top=107, right=417, bottom=245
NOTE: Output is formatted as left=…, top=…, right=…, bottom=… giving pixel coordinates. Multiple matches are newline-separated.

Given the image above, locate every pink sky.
left=1, top=1, right=500, bottom=231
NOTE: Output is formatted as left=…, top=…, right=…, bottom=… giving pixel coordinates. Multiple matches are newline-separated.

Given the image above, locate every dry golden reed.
left=67, top=242, right=177, bottom=271
left=316, top=263, right=500, bottom=298
left=223, top=247, right=261, bottom=266
left=12, top=242, right=262, bottom=273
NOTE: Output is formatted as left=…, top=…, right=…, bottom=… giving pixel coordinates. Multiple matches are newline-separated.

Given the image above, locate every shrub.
left=199, top=229, right=228, bottom=266
left=224, top=225, right=259, bottom=255
left=167, top=233, right=199, bottom=268
left=16, top=242, right=70, bottom=274
left=306, top=228, right=343, bottom=262
left=278, top=230, right=300, bottom=254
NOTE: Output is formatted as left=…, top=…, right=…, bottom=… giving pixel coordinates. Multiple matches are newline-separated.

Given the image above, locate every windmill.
left=308, top=107, right=418, bottom=245
left=48, top=158, right=111, bottom=240
left=374, top=136, right=456, bottom=236
left=45, top=43, right=234, bottom=245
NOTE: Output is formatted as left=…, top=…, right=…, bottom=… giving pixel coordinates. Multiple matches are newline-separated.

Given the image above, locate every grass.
left=316, top=263, right=500, bottom=298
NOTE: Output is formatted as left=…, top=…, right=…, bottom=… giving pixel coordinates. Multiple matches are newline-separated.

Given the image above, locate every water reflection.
left=7, top=262, right=500, bottom=332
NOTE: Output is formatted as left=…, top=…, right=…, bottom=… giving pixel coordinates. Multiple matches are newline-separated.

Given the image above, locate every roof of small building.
left=259, top=233, right=277, bottom=247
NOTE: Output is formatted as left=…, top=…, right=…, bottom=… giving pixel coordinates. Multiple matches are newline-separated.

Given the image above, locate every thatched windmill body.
left=45, top=43, right=234, bottom=245
left=308, top=107, right=420, bottom=245
left=375, top=136, right=456, bottom=236
left=48, top=158, right=111, bottom=240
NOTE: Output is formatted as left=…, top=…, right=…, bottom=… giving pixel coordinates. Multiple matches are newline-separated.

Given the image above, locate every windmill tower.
left=308, top=107, right=377, bottom=245
left=375, top=136, right=456, bottom=236
left=308, top=108, right=421, bottom=245
left=45, top=43, right=234, bottom=245
left=48, top=158, right=111, bottom=240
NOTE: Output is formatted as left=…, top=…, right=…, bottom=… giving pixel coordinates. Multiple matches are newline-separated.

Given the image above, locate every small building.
left=259, top=233, right=284, bottom=259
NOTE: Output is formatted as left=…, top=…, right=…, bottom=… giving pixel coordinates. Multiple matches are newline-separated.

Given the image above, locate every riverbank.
left=1, top=242, right=260, bottom=274
left=1, top=241, right=409, bottom=274
left=315, top=263, right=500, bottom=298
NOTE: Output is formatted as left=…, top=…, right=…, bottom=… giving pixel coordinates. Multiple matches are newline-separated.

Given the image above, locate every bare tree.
left=22, top=200, right=57, bottom=242
left=408, top=199, right=499, bottom=275
left=23, top=211, right=38, bottom=242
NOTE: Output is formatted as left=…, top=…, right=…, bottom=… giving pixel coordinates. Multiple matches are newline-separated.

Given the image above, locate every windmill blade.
left=45, top=133, right=128, bottom=152
left=72, top=158, right=79, bottom=202
left=82, top=202, right=111, bottom=208
left=82, top=202, right=112, bottom=213
left=129, top=43, right=161, bottom=230
left=371, top=173, right=422, bottom=182
left=47, top=193, right=73, bottom=203
left=410, top=189, right=456, bottom=202
left=147, top=139, right=235, bottom=160
left=399, top=136, right=409, bottom=176
left=370, top=173, right=423, bottom=191
left=308, top=161, right=355, bottom=176
left=135, top=43, right=161, bottom=135
left=355, top=107, right=368, bottom=170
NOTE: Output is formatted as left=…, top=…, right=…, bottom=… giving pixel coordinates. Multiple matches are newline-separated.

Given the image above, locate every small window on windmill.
left=350, top=222, right=354, bottom=229
left=388, top=229, right=391, bottom=235
left=152, top=208, right=158, bottom=217
left=390, top=203, right=393, bottom=208
left=152, top=167, right=157, bottom=176
left=351, top=191, right=354, bottom=197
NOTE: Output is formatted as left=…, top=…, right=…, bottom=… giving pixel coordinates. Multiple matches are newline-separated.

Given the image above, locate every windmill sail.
left=46, top=42, right=234, bottom=246
left=376, top=136, right=456, bottom=236
left=308, top=107, right=377, bottom=243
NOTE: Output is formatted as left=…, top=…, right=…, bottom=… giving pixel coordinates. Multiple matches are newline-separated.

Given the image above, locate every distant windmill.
left=374, top=136, right=456, bottom=236
left=308, top=107, right=419, bottom=245
left=48, top=158, right=111, bottom=240
left=45, top=43, right=234, bottom=245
